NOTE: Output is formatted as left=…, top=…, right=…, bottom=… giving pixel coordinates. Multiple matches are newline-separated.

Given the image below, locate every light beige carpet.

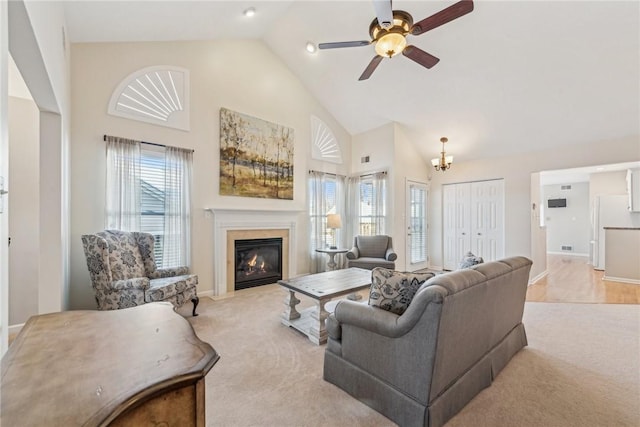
left=182, top=284, right=640, bottom=427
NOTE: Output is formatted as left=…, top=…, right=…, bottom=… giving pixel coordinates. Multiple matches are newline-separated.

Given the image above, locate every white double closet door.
left=443, top=179, right=505, bottom=270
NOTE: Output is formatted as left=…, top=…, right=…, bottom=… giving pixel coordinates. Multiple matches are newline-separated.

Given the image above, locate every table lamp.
left=327, top=213, right=342, bottom=249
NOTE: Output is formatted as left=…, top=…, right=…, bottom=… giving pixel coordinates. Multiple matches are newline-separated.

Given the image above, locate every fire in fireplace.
left=234, top=237, right=283, bottom=290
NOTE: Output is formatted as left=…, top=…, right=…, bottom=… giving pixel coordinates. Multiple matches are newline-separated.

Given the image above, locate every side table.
left=315, top=247, right=348, bottom=271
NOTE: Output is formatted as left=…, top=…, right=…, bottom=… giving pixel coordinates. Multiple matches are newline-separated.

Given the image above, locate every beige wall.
left=69, top=40, right=351, bottom=309
left=8, top=96, right=39, bottom=324
left=590, top=170, right=628, bottom=200
left=392, top=124, right=431, bottom=271
left=6, top=0, right=70, bottom=328
left=428, top=135, right=640, bottom=270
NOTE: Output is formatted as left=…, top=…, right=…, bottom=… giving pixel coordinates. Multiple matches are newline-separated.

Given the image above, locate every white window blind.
left=409, top=184, right=427, bottom=264
left=106, top=136, right=191, bottom=269
left=140, top=145, right=167, bottom=265
left=357, top=175, right=386, bottom=235
left=310, top=177, right=337, bottom=249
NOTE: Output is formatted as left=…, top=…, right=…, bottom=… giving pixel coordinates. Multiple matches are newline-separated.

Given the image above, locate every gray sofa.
left=346, top=235, right=397, bottom=270
left=323, top=256, right=532, bottom=427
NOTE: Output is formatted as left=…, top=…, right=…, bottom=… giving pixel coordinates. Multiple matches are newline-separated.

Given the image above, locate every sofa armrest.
left=346, top=247, right=359, bottom=260
left=326, top=313, right=341, bottom=340
left=334, top=300, right=406, bottom=338
left=385, top=247, right=397, bottom=261
left=111, top=277, right=150, bottom=291
left=149, top=266, right=190, bottom=279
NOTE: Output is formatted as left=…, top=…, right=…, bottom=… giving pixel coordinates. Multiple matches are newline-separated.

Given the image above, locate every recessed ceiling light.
left=243, top=7, right=256, bottom=17
left=306, top=42, right=317, bottom=54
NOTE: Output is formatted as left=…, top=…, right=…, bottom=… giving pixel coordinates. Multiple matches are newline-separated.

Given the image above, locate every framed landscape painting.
left=219, top=108, right=294, bottom=199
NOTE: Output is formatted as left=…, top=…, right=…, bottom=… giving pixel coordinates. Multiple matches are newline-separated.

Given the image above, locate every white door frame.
left=405, top=179, right=429, bottom=271
left=1, top=0, right=9, bottom=356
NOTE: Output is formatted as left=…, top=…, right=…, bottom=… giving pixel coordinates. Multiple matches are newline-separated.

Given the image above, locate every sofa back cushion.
left=428, top=257, right=532, bottom=401
left=98, top=230, right=146, bottom=281
left=369, top=267, right=435, bottom=315
left=356, top=235, right=389, bottom=258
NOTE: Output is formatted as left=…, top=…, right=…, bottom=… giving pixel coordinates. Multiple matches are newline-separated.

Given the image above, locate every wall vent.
left=561, top=245, right=573, bottom=251
left=561, top=185, right=572, bottom=190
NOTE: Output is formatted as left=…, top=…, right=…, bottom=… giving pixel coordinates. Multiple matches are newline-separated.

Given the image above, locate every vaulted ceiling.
left=63, top=1, right=639, bottom=164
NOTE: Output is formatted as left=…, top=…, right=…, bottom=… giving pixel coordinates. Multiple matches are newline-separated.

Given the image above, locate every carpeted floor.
left=181, top=284, right=640, bottom=427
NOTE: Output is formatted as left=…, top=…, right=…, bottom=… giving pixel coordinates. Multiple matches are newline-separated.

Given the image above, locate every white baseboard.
left=199, top=289, right=214, bottom=298
left=529, top=270, right=548, bottom=285
left=8, top=323, right=24, bottom=337
left=547, top=251, right=589, bottom=257
left=428, top=264, right=443, bottom=271
left=602, top=275, right=640, bottom=285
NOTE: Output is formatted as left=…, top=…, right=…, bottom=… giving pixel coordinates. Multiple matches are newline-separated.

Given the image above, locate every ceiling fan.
left=318, top=0, right=474, bottom=80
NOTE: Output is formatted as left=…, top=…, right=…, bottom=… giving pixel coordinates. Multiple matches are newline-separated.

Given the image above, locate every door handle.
left=477, top=233, right=482, bottom=236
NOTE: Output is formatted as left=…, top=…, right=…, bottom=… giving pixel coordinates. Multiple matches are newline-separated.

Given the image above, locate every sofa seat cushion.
left=348, top=258, right=396, bottom=270
left=145, top=274, right=198, bottom=303
left=369, top=268, right=435, bottom=315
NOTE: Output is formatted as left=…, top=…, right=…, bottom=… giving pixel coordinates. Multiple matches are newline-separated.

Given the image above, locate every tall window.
left=349, top=172, right=387, bottom=236
left=408, top=182, right=427, bottom=265
left=308, top=171, right=346, bottom=272
left=105, top=136, right=193, bottom=268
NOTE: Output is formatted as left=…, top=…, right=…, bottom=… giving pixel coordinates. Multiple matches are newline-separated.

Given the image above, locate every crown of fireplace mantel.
left=210, top=209, right=303, bottom=296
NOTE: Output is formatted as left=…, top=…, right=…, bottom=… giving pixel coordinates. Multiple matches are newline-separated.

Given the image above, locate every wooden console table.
left=1, top=302, right=219, bottom=426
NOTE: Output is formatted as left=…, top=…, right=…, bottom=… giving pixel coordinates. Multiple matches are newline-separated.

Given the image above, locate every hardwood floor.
left=526, top=254, right=640, bottom=304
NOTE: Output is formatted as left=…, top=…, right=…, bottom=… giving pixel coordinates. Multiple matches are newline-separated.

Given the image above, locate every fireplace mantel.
left=211, top=209, right=302, bottom=296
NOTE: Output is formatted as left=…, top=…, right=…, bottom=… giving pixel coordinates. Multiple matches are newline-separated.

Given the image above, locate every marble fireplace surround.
left=212, top=209, right=300, bottom=296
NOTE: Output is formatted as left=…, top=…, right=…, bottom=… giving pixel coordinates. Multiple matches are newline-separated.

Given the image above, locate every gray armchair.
left=81, top=230, right=199, bottom=316
left=346, top=235, right=397, bottom=270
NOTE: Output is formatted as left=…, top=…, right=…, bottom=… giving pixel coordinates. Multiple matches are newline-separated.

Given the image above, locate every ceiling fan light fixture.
left=374, top=32, right=407, bottom=58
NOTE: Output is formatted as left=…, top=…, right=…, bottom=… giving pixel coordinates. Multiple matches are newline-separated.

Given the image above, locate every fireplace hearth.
left=234, top=237, right=283, bottom=290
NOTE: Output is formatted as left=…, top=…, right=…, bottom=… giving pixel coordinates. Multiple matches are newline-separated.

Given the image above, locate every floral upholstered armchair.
left=81, top=230, right=199, bottom=316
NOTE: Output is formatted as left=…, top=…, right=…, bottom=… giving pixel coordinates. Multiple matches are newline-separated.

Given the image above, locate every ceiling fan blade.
left=372, top=0, right=393, bottom=29
left=359, top=56, right=384, bottom=81
left=402, top=46, right=440, bottom=69
left=411, top=0, right=474, bottom=36
left=319, top=41, right=371, bottom=50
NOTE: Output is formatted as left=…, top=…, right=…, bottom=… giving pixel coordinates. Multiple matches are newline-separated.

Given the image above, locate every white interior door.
left=471, top=180, right=504, bottom=261
left=443, top=184, right=458, bottom=270
left=405, top=180, right=428, bottom=271
left=443, top=183, right=472, bottom=270
left=443, top=180, right=504, bottom=270
left=455, top=183, right=472, bottom=259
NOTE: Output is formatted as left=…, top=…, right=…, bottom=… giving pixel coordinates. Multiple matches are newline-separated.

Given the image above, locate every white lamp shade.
left=431, top=158, right=439, bottom=167
left=445, top=155, right=453, bottom=164
left=327, top=214, right=342, bottom=229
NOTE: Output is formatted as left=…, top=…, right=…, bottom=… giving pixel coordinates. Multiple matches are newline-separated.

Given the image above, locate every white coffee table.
left=278, top=267, right=371, bottom=345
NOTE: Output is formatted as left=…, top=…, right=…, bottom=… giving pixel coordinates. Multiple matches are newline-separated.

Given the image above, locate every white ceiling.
left=63, top=0, right=640, bottom=164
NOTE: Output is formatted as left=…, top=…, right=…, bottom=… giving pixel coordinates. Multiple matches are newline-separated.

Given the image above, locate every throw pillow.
left=458, top=251, right=484, bottom=269
left=369, top=268, right=434, bottom=315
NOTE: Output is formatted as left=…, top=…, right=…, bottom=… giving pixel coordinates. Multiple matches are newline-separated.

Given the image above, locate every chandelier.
left=431, top=137, right=453, bottom=172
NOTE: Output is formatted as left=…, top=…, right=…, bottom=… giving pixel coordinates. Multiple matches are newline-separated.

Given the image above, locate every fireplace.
left=234, top=237, right=283, bottom=290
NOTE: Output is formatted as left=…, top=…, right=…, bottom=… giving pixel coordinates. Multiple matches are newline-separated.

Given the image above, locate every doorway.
left=405, top=180, right=428, bottom=271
